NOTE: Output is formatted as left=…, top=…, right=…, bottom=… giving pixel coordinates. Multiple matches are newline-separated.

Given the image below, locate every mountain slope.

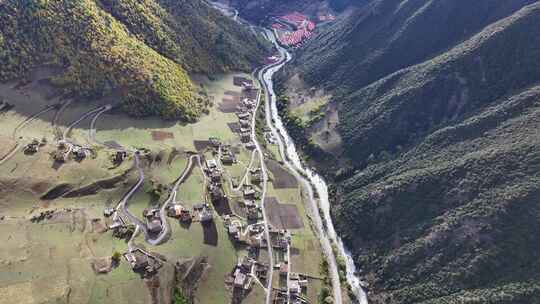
left=276, top=1, right=540, bottom=303
left=336, top=84, right=540, bottom=304
left=338, top=2, right=540, bottom=162
left=284, top=0, right=537, bottom=93
left=0, top=0, right=269, bottom=120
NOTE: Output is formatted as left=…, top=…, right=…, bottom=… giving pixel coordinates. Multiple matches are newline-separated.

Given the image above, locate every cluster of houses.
left=273, top=12, right=317, bottom=47
left=287, top=273, right=309, bottom=301
left=273, top=272, right=310, bottom=304
left=224, top=215, right=264, bottom=247
left=269, top=228, right=312, bottom=304
left=236, top=86, right=260, bottom=150
left=229, top=256, right=269, bottom=300
left=111, top=150, right=127, bottom=166
left=167, top=203, right=192, bottom=222
left=269, top=227, right=292, bottom=251
left=53, top=140, right=92, bottom=162
left=244, top=199, right=261, bottom=221
left=262, top=125, right=277, bottom=145
left=167, top=202, right=214, bottom=223
left=242, top=183, right=260, bottom=201
left=250, top=168, right=263, bottom=184
left=194, top=203, right=214, bottom=222
left=205, top=156, right=228, bottom=209
left=220, top=145, right=237, bottom=164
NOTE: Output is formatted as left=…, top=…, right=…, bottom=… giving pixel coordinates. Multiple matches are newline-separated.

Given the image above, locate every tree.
left=173, top=288, right=189, bottom=304
left=111, top=251, right=122, bottom=264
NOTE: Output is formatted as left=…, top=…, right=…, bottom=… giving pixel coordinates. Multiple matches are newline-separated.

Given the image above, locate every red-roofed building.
left=276, top=12, right=317, bottom=46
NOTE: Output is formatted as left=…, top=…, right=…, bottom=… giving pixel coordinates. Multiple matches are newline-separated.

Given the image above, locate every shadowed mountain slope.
left=277, top=1, right=540, bottom=303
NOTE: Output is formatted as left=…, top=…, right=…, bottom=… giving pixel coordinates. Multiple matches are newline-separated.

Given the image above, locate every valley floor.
left=0, top=68, right=326, bottom=304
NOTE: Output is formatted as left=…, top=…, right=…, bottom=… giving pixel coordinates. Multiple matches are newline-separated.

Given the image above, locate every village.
left=89, top=77, right=317, bottom=303
left=0, top=2, right=345, bottom=304
left=0, top=57, right=326, bottom=304
left=271, top=12, right=335, bottom=47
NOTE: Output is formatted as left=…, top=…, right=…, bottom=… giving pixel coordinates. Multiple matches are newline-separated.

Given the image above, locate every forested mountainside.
left=0, top=0, right=269, bottom=120
left=284, top=0, right=537, bottom=94
left=277, top=0, right=540, bottom=303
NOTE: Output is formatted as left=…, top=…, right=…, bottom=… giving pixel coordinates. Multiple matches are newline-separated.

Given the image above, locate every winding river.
left=258, top=29, right=368, bottom=304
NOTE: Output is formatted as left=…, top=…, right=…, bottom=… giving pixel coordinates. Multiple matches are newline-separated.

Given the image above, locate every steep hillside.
left=283, top=0, right=537, bottom=93
left=338, top=1, right=540, bottom=162
left=336, top=83, right=540, bottom=304
left=101, top=0, right=269, bottom=73
left=276, top=1, right=540, bottom=303
left=0, top=0, right=269, bottom=120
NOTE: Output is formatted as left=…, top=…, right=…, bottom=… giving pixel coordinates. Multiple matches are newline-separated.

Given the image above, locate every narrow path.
left=82, top=104, right=199, bottom=248
left=13, top=104, right=57, bottom=138
left=249, top=69, right=275, bottom=304
left=63, top=105, right=109, bottom=140
left=88, top=105, right=112, bottom=143
left=145, top=154, right=199, bottom=246
left=0, top=143, right=21, bottom=166
left=117, top=153, right=147, bottom=235
left=0, top=104, right=57, bottom=166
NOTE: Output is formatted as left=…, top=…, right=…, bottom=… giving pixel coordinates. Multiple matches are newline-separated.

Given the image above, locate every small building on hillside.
left=113, top=151, right=127, bottom=164
left=246, top=207, right=260, bottom=221
left=237, top=112, right=251, bottom=120
left=240, top=132, right=251, bottom=143
left=24, top=139, right=40, bottom=154
left=234, top=270, right=247, bottom=289
left=103, top=207, right=115, bottom=217
left=221, top=150, right=236, bottom=164
left=239, top=119, right=250, bottom=128
left=147, top=219, right=162, bottom=234
left=206, top=159, right=218, bottom=169
left=199, top=205, right=214, bottom=222
left=193, top=203, right=207, bottom=211
left=228, top=224, right=240, bottom=240
left=71, top=145, right=90, bottom=160
left=53, top=150, right=68, bottom=162
left=210, top=170, right=222, bottom=183
left=123, top=249, right=162, bottom=277
left=209, top=184, right=225, bottom=201
left=209, top=137, right=221, bottom=148
left=250, top=168, right=263, bottom=184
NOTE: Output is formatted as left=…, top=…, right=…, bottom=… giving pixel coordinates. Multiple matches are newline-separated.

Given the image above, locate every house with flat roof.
left=206, top=159, right=218, bottom=169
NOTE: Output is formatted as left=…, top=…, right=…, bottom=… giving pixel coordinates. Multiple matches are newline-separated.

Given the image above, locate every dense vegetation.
left=278, top=1, right=540, bottom=303
left=0, top=0, right=270, bottom=120
left=284, top=0, right=537, bottom=94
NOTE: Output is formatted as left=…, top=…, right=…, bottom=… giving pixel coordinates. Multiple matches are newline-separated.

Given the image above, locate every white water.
left=260, top=29, right=368, bottom=304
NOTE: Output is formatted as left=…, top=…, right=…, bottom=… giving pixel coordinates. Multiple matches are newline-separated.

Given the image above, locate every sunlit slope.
left=0, top=0, right=269, bottom=120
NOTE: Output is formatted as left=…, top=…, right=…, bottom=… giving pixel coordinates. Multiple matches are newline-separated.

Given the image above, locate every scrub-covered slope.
left=278, top=1, right=540, bottom=303
left=333, top=3, right=540, bottom=303
left=0, top=0, right=269, bottom=120
left=285, top=0, right=537, bottom=93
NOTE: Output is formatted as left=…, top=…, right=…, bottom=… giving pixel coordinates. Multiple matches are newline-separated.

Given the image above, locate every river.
left=258, top=29, right=368, bottom=304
